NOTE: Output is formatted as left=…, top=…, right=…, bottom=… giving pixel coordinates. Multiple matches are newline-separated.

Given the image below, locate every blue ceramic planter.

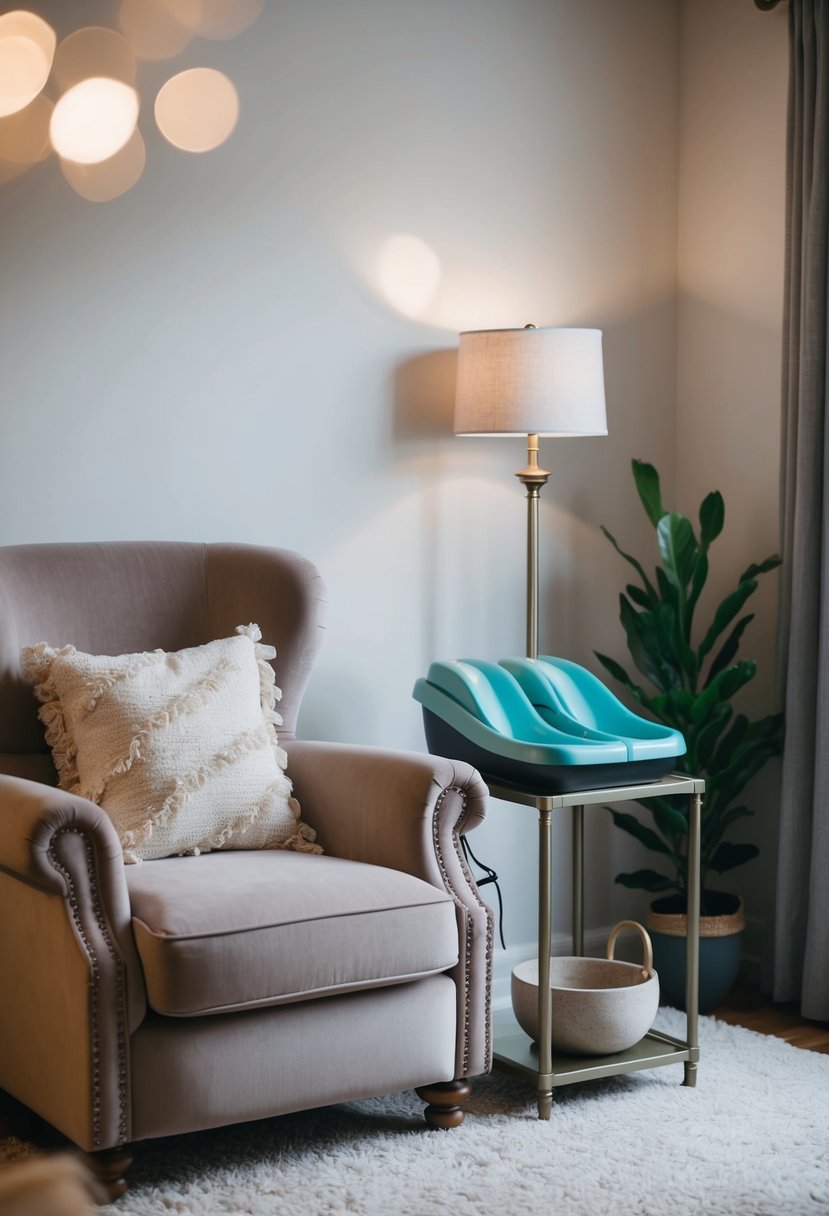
left=647, top=897, right=745, bottom=1014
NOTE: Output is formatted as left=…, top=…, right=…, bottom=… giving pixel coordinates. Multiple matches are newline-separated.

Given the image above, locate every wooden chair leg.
left=0, top=1090, right=131, bottom=1202
left=84, top=1146, right=133, bottom=1201
left=415, top=1079, right=472, bottom=1129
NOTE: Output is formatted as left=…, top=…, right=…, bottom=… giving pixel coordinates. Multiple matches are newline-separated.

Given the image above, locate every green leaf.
left=626, top=583, right=653, bottom=610
left=697, top=580, right=758, bottom=664
left=715, top=806, right=754, bottom=834
left=652, top=602, right=692, bottom=682
left=657, top=513, right=698, bottom=592
left=619, top=595, right=674, bottom=692
left=747, top=711, right=785, bottom=748
left=601, top=526, right=659, bottom=604
left=709, top=841, right=759, bottom=874
left=632, top=459, right=666, bottom=527
left=644, top=601, right=694, bottom=686
left=699, top=491, right=725, bottom=547
left=701, top=804, right=754, bottom=849
left=666, top=687, right=695, bottom=721
left=635, top=796, right=689, bottom=839
left=594, top=651, right=635, bottom=686
left=656, top=566, right=678, bottom=607
left=690, top=660, right=757, bottom=724
left=689, top=702, right=732, bottom=769
left=647, top=692, right=676, bottom=727
left=607, top=809, right=673, bottom=856
left=614, top=869, right=678, bottom=892
left=687, top=548, right=709, bottom=618
left=709, top=741, right=780, bottom=811
left=705, top=614, right=755, bottom=686
left=594, top=652, right=654, bottom=709
left=710, top=713, right=750, bottom=772
left=739, top=554, right=782, bottom=583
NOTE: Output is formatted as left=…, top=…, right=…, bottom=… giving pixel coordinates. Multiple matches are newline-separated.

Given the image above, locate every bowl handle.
left=606, top=920, right=654, bottom=980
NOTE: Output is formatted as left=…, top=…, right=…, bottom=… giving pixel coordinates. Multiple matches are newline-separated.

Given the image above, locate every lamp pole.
left=516, top=432, right=549, bottom=661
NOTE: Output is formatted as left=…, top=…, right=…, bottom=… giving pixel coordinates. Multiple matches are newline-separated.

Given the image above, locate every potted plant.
left=596, top=459, right=783, bottom=1011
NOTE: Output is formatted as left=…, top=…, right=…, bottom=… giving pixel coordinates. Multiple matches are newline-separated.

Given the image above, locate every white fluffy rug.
left=3, top=1010, right=828, bottom=1216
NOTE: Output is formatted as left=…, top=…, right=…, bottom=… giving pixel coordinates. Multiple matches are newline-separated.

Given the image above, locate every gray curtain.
left=774, top=0, right=829, bottom=1020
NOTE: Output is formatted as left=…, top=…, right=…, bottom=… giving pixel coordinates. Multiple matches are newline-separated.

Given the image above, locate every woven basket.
left=646, top=898, right=745, bottom=939
left=511, top=921, right=659, bottom=1055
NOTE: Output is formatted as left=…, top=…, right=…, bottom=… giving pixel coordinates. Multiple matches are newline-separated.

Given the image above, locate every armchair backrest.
left=0, top=542, right=327, bottom=782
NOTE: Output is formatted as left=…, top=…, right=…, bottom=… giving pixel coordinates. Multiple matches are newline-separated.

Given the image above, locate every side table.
left=485, top=772, right=704, bottom=1119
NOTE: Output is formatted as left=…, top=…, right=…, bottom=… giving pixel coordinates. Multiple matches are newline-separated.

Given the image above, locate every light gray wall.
left=676, top=0, right=788, bottom=967
left=0, top=0, right=682, bottom=976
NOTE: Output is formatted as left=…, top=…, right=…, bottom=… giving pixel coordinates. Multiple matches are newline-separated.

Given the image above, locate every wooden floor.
left=714, top=984, right=829, bottom=1054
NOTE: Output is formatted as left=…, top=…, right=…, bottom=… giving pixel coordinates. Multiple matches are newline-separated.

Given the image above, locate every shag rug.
left=2, top=1009, right=827, bottom=1216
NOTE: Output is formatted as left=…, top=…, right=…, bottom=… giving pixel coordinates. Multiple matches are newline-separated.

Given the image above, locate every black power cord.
left=460, top=835, right=506, bottom=950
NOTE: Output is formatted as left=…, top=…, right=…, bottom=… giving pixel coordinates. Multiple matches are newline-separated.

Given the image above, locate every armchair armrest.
left=0, top=775, right=145, bottom=1150
left=283, top=740, right=487, bottom=877
left=284, top=740, right=494, bottom=1077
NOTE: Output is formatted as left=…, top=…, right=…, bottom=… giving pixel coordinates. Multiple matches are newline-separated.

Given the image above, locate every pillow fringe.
left=83, top=650, right=165, bottom=711
left=21, top=643, right=81, bottom=794
left=121, top=723, right=275, bottom=863
left=108, top=657, right=238, bottom=780
left=236, top=623, right=284, bottom=728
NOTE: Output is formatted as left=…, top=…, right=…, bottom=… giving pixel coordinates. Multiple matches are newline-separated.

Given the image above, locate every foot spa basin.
left=412, top=657, right=684, bottom=794
left=511, top=921, right=659, bottom=1056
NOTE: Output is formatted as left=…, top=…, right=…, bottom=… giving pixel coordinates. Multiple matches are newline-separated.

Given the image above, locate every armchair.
left=0, top=542, right=492, bottom=1195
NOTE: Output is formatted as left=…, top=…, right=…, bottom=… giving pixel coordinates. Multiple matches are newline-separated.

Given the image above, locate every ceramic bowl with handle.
left=511, top=920, right=660, bottom=1056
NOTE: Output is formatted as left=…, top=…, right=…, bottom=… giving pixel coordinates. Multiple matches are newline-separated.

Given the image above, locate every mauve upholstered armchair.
left=0, top=542, right=493, bottom=1195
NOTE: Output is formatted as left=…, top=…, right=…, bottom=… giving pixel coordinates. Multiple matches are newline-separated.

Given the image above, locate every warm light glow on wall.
left=375, top=234, right=443, bottom=320
left=53, top=27, right=136, bottom=92
left=0, top=153, right=27, bottom=181
left=154, top=68, right=238, bottom=152
left=161, top=0, right=264, bottom=41
left=0, top=10, right=55, bottom=117
left=118, top=0, right=192, bottom=61
left=0, top=90, right=51, bottom=162
left=60, top=126, right=145, bottom=201
left=50, top=77, right=139, bottom=165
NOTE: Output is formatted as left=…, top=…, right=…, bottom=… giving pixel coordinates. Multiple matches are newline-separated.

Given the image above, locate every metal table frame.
left=486, top=772, right=705, bottom=1119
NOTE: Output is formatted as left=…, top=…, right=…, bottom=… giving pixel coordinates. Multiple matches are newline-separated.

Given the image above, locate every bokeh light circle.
left=53, top=26, right=137, bottom=93
left=60, top=126, right=146, bottom=202
left=50, top=77, right=139, bottom=165
left=118, top=0, right=192, bottom=61
left=161, top=0, right=264, bottom=41
left=0, top=11, right=56, bottom=118
left=154, top=68, right=238, bottom=153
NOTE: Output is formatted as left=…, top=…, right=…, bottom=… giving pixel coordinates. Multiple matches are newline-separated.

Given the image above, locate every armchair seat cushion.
left=126, top=851, right=459, bottom=1017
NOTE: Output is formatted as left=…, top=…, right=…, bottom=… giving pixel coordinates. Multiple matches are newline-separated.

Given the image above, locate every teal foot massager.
left=413, top=657, right=685, bottom=794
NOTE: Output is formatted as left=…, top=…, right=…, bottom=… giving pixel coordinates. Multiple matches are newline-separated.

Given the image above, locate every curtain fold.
left=773, top=0, right=829, bottom=1020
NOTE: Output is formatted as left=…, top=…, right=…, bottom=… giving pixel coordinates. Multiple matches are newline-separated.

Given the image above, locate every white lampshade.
left=454, top=326, right=607, bottom=437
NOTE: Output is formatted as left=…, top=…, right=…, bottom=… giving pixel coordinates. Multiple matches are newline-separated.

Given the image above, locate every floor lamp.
left=454, top=325, right=608, bottom=660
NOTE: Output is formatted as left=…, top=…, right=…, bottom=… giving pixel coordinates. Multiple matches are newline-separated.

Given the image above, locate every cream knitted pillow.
left=21, top=624, right=320, bottom=864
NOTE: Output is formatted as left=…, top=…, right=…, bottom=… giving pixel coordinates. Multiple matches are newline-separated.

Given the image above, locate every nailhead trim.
left=46, top=829, right=129, bottom=1147
left=432, top=785, right=494, bottom=1076
left=455, top=832, right=494, bottom=1073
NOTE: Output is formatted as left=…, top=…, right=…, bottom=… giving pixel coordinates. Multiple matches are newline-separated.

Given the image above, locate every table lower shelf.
left=494, top=1026, right=697, bottom=1088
